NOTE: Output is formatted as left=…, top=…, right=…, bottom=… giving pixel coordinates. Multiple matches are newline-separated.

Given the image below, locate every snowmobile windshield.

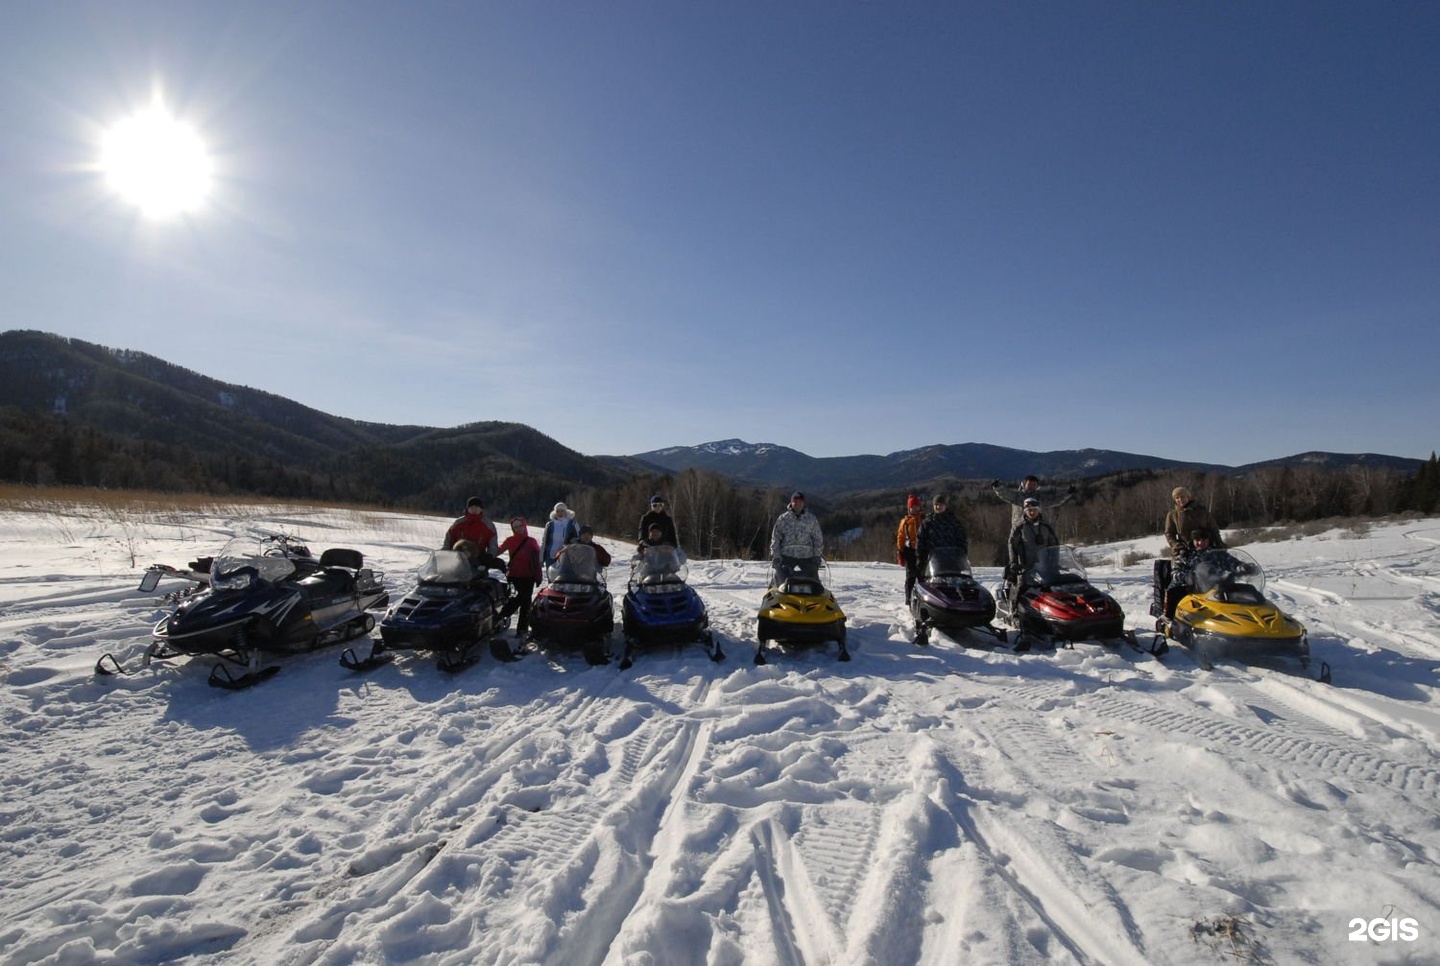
left=1025, top=545, right=1087, bottom=587
left=1191, top=548, right=1265, bottom=595
left=925, top=548, right=972, bottom=579
left=550, top=543, right=602, bottom=586
left=418, top=550, right=476, bottom=585
left=771, top=558, right=829, bottom=592
left=211, top=535, right=298, bottom=587
left=632, top=545, right=687, bottom=588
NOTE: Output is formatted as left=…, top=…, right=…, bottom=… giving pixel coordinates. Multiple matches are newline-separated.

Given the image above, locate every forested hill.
left=0, top=330, right=1428, bottom=530
left=0, top=330, right=628, bottom=512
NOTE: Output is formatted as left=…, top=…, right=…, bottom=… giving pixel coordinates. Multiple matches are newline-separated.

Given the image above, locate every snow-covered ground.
left=2, top=499, right=1438, bottom=965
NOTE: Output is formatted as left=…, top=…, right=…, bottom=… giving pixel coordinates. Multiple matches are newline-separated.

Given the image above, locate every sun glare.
left=100, top=105, right=213, bottom=219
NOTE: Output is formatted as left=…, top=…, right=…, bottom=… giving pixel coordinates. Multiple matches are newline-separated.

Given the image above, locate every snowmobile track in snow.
left=983, top=677, right=1440, bottom=799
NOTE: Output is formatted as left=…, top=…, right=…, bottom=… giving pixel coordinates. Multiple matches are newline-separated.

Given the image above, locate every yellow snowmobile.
left=1150, top=548, right=1328, bottom=681
left=755, top=559, right=848, bottom=664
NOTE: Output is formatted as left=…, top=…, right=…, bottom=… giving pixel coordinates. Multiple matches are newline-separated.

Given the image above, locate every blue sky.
left=2, top=2, right=1436, bottom=466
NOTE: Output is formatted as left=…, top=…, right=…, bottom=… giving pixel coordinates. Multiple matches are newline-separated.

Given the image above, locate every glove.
left=895, top=553, right=904, bottom=566
left=990, top=479, right=1001, bottom=488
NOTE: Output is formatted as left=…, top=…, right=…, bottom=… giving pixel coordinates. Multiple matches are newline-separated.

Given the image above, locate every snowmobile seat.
left=319, top=548, right=364, bottom=570
left=783, top=577, right=826, bottom=596
left=298, top=569, right=353, bottom=596
left=1216, top=583, right=1264, bottom=605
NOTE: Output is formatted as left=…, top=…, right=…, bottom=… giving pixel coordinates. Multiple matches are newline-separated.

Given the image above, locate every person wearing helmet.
left=770, top=491, right=824, bottom=581
left=895, top=494, right=925, bottom=605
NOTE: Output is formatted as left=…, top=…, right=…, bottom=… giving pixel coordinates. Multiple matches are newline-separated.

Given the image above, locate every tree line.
left=4, top=408, right=1433, bottom=560
left=565, top=460, right=1436, bottom=563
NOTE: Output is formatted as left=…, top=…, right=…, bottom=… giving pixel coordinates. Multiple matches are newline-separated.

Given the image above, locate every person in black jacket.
left=637, top=494, right=679, bottom=551
left=1006, top=499, right=1060, bottom=611
left=916, top=494, right=969, bottom=576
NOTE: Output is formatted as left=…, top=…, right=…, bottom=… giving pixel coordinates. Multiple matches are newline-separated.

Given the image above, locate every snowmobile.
left=755, top=558, right=848, bottom=664
left=134, top=534, right=319, bottom=601
left=339, top=549, right=510, bottom=674
left=619, top=545, right=723, bottom=670
left=1149, top=548, right=1326, bottom=680
left=994, top=545, right=1136, bottom=652
left=101, top=534, right=388, bottom=689
left=506, top=542, right=615, bottom=666
left=910, top=548, right=1005, bottom=647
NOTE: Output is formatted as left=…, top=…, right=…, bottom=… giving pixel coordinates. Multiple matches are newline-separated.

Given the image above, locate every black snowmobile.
left=100, top=533, right=388, bottom=689
left=910, top=548, right=1005, bottom=647
left=340, top=548, right=511, bottom=673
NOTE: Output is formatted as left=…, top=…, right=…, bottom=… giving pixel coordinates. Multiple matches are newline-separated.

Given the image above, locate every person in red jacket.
left=497, top=515, right=542, bottom=637
left=443, top=496, right=498, bottom=556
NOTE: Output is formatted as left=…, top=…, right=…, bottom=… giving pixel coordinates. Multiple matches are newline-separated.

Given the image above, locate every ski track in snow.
left=2, top=507, right=1439, bottom=965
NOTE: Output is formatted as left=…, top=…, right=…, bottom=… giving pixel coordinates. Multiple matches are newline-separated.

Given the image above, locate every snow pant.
left=502, top=579, right=536, bottom=634
left=900, top=548, right=919, bottom=604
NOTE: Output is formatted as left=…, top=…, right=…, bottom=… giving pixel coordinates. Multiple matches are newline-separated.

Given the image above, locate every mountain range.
left=0, top=331, right=1422, bottom=504
left=631, top=438, right=1421, bottom=495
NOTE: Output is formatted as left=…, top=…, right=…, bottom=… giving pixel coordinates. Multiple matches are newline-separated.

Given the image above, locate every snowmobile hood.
left=758, top=586, right=846, bottom=626
left=1175, top=590, right=1306, bottom=643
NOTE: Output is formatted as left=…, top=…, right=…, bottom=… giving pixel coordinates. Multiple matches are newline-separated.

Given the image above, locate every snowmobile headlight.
left=210, top=568, right=257, bottom=592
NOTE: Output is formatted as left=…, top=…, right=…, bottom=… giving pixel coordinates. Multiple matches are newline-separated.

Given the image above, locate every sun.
left=99, top=105, right=213, bottom=219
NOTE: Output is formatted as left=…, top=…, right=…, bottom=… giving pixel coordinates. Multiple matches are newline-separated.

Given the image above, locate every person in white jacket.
left=770, top=491, right=824, bottom=581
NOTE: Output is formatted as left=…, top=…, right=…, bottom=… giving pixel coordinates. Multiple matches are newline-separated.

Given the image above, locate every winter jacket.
left=559, top=539, right=612, bottom=569
left=542, top=512, right=579, bottom=568
left=1164, top=501, right=1222, bottom=558
left=497, top=532, right=543, bottom=582
left=895, top=511, right=924, bottom=562
left=637, top=510, right=679, bottom=547
left=1008, top=517, right=1059, bottom=575
left=444, top=512, right=498, bottom=555
left=770, top=508, right=823, bottom=561
left=993, top=483, right=1075, bottom=530
left=917, top=510, right=969, bottom=566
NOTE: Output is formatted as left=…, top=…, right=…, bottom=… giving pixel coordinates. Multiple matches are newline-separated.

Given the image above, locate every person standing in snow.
left=542, top=501, right=579, bottom=571
left=1006, top=498, right=1060, bottom=610
left=770, top=491, right=824, bottom=582
left=991, top=475, right=1077, bottom=531
left=443, top=497, right=499, bottom=556
left=916, top=494, right=969, bottom=575
left=637, top=494, right=679, bottom=551
left=1164, top=487, right=1222, bottom=560
left=497, top=516, right=542, bottom=638
left=895, top=494, right=925, bottom=605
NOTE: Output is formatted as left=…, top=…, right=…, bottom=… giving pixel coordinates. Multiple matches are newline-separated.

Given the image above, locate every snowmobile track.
left=981, top=677, right=1440, bottom=798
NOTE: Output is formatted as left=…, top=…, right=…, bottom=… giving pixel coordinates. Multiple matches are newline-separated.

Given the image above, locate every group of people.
left=892, top=476, right=1076, bottom=607
left=892, top=477, right=1241, bottom=612
left=436, top=478, right=1241, bottom=632
left=438, top=494, right=683, bottom=637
